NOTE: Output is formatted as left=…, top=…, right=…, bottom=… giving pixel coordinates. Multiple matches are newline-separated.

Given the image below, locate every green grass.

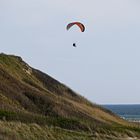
left=0, top=110, right=89, bottom=131
left=0, top=121, right=93, bottom=140
left=0, top=121, right=140, bottom=140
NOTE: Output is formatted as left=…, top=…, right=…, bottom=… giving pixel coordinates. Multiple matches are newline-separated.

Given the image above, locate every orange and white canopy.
left=66, top=22, right=85, bottom=32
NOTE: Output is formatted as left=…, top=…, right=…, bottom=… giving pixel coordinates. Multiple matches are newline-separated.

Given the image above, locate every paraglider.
left=66, top=22, right=85, bottom=47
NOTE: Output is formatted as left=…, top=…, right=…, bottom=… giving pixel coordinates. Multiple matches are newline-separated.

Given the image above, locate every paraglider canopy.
left=66, top=22, right=85, bottom=32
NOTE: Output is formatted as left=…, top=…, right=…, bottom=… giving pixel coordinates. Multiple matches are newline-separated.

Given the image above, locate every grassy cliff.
left=0, top=53, right=140, bottom=140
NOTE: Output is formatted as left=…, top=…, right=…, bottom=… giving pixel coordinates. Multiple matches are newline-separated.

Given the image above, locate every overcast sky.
left=0, top=0, right=140, bottom=104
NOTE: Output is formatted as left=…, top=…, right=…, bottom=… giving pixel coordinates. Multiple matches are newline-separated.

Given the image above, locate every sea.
left=103, top=104, right=140, bottom=122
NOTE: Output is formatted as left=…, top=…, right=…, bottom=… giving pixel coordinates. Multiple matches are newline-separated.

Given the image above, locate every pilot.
left=73, top=43, right=76, bottom=47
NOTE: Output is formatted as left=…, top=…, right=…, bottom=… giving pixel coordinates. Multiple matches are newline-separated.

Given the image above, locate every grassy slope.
left=0, top=53, right=140, bottom=140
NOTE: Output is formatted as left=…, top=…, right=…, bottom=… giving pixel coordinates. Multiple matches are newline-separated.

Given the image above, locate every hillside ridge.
left=0, top=53, right=140, bottom=140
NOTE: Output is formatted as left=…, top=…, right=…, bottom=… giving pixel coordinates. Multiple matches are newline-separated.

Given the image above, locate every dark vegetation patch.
left=0, top=110, right=89, bottom=131
left=22, top=91, right=56, bottom=116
